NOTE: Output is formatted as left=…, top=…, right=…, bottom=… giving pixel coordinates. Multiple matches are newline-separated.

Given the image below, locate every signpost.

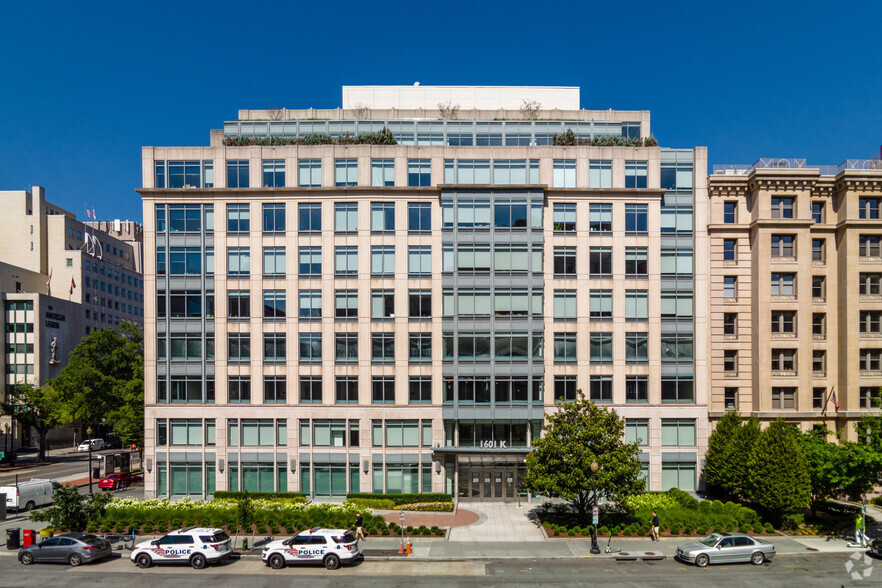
left=399, top=507, right=405, bottom=554
left=592, top=506, right=599, bottom=527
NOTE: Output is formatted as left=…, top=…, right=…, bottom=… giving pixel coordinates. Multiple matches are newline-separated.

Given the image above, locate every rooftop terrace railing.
left=713, top=158, right=882, bottom=176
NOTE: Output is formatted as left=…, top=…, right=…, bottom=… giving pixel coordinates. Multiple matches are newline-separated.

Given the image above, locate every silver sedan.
left=676, top=532, right=775, bottom=567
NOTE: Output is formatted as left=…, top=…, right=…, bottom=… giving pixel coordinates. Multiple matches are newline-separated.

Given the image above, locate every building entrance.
left=454, top=455, right=528, bottom=502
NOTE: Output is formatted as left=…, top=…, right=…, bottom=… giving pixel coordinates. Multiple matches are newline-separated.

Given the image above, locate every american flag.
left=831, top=389, right=839, bottom=413
left=70, top=277, right=76, bottom=295
left=85, top=206, right=91, bottom=219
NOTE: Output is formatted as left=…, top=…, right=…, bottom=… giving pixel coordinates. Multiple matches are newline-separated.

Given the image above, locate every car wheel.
left=751, top=551, right=765, bottom=565
left=69, top=553, right=83, bottom=567
left=135, top=553, right=153, bottom=568
left=24, top=501, right=35, bottom=511
left=19, top=552, right=33, bottom=565
left=695, top=554, right=709, bottom=568
left=269, top=554, right=285, bottom=570
left=324, top=554, right=340, bottom=570
left=190, top=553, right=207, bottom=569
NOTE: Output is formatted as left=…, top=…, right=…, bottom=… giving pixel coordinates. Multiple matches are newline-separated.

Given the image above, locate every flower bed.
left=399, top=502, right=454, bottom=512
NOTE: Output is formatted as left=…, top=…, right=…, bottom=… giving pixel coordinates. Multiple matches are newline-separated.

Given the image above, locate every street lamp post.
left=87, top=426, right=94, bottom=496
left=590, top=460, right=600, bottom=554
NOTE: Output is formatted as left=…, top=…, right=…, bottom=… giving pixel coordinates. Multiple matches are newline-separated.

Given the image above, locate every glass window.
left=771, top=348, right=797, bottom=371
left=263, top=246, right=286, bottom=276
left=262, top=160, right=285, bottom=187
left=661, top=419, right=696, bottom=446
left=371, top=202, right=395, bottom=233
left=553, top=332, right=577, bottom=362
left=625, top=161, right=648, bottom=188
left=771, top=387, right=796, bottom=409
left=298, top=290, right=322, bottom=318
left=553, top=160, right=576, bottom=188
left=298, top=246, right=321, bottom=276
left=297, top=203, right=319, bottom=233
left=335, top=158, right=358, bottom=186
left=335, top=333, right=358, bottom=362
left=299, top=332, right=322, bottom=362
left=408, top=159, right=431, bottom=187
left=771, top=234, right=795, bottom=257
left=626, top=376, right=649, bottom=403
left=860, top=273, right=882, bottom=295
left=371, top=332, right=395, bottom=362
left=661, top=377, right=694, bottom=403
left=723, top=239, right=737, bottom=261
left=589, top=246, right=612, bottom=277
left=335, top=376, right=358, bottom=404
left=554, top=375, right=578, bottom=402
left=625, top=332, right=648, bottom=364
left=335, top=289, right=358, bottom=318
left=299, top=159, right=321, bottom=187
left=227, top=160, right=249, bottom=188
left=590, top=375, right=612, bottom=403
left=553, top=203, right=576, bottom=232
left=227, top=203, right=250, bottom=233
left=625, top=247, right=648, bottom=277
left=661, top=292, right=693, bottom=318
left=660, top=334, right=693, bottom=362
left=660, top=162, right=693, bottom=190
left=371, top=290, right=395, bottom=319
left=408, top=202, right=431, bottom=233
left=625, top=419, right=649, bottom=446
left=408, top=289, right=431, bottom=319
left=553, top=246, right=577, bottom=277
left=227, top=247, right=250, bottom=276
left=255, top=202, right=280, bottom=234
left=409, top=333, right=432, bottom=362
left=625, top=290, right=648, bottom=321
left=407, top=245, right=431, bottom=276
left=660, top=206, right=693, bottom=233
left=589, top=203, right=612, bottom=233
left=812, top=201, right=825, bottom=223
left=494, top=198, right=529, bottom=228
left=860, top=235, right=881, bottom=257
left=589, top=332, right=613, bottom=363
left=262, top=289, right=286, bottom=319
left=229, top=377, right=251, bottom=403
left=263, top=377, right=286, bottom=404
left=771, top=310, right=796, bottom=333
left=723, top=276, right=737, bottom=298
left=371, top=245, right=395, bottom=276
left=625, top=204, right=648, bottom=234
left=771, top=273, right=795, bottom=295
left=228, top=333, right=250, bottom=361
left=553, top=290, right=576, bottom=320
left=372, top=376, right=395, bottom=404
left=771, top=197, right=794, bottom=219
left=409, top=376, right=431, bottom=403
left=859, top=198, right=881, bottom=220
left=589, top=161, right=612, bottom=188
left=335, top=246, right=358, bottom=276
left=300, top=376, right=322, bottom=403
left=263, top=334, right=286, bottom=362
left=371, top=159, right=395, bottom=187
left=660, top=248, right=693, bottom=275
left=334, top=202, right=358, bottom=233
left=589, top=290, right=612, bottom=320
left=723, top=201, right=737, bottom=223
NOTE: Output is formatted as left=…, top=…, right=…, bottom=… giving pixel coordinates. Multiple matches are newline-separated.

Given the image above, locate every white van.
left=0, top=479, right=55, bottom=513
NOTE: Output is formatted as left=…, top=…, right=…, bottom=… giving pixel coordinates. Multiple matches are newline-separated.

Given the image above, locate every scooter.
left=604, top=531, right=620, bottom=553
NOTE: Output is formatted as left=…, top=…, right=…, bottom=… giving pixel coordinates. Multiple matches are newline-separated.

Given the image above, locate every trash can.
left=6, top=528, right=20, bottom=550
left=22, top=529, right=35, bottom=548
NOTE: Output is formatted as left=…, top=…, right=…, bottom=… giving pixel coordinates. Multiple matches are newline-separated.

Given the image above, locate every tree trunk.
left=37, top=429, right=48, bottom=462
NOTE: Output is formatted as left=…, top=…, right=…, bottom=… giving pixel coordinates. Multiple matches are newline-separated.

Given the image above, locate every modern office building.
left=140, top=86, right=708, bottom=500
left=0, top=186, right=144, bottom=451
left=707, top=158, right=882, bottom=440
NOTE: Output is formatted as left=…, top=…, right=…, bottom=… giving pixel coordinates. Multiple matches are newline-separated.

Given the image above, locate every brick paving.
left=381, top=508, right=480, bottom=528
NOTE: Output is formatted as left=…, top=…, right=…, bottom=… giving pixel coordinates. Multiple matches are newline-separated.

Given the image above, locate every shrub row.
left=346, top=493, right=453, bottom=506
left=387, top=522, right=445, bottom=537
left=212, top=491, right=306, bottom=501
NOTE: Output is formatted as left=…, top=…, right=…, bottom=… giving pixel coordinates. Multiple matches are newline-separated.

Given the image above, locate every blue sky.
left=1, top=0, right=880, bottom=223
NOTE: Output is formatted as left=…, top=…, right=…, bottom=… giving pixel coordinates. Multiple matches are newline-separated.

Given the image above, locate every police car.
left=261, top=527, right=362, bottom=570
left=131, top=527, right=232, bottom=569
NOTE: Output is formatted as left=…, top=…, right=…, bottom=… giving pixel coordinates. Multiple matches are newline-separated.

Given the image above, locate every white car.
left=131, top=527, right=232, bottom=569
left=77, top=439, right=105, bottom=452
left=262, top=528, right=362, bottom=570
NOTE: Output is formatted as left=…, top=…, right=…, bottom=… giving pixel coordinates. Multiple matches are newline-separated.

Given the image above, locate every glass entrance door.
left=463, top=467, right=519, bottom=501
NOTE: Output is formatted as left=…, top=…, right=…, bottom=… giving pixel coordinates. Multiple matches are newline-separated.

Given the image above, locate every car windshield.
left=698, top=534, right=721, bottom=547
left=332, top=532, right=357, bottom=544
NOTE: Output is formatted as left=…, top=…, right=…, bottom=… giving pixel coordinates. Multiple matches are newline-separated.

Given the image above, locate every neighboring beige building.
left=0, top=187, right=144, bottom=451
left=140, top=85, right=708, bottom=501
left=708, top=159, right=882, bottom=440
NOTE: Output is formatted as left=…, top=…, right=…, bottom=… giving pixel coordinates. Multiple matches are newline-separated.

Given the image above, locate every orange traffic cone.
left=406, top=538, right=412, bottom=554
left=399, top=541, right=404, bottom=554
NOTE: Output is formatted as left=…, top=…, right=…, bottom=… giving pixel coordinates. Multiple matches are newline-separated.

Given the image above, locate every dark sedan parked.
left=19, top=533, right=112, bottom=566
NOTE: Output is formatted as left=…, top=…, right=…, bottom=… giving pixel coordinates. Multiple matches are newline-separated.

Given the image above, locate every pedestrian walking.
left=356, top=512, right=366, bottom=542
left=651, top=511, right=660, bottom=543
left=855, top=514, right=866, bottom=547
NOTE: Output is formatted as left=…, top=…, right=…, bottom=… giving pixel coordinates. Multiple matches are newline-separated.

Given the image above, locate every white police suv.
left=261, top=527, right=362, bottom=570
left=131, top=527, right=232, bottom=569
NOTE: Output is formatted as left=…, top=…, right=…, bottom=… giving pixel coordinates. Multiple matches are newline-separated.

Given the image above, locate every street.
left=0, top=552, right=874, bottom=587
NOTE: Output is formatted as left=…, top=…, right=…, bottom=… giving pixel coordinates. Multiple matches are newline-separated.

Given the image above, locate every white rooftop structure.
left=342, top=85, right=580, bottom=111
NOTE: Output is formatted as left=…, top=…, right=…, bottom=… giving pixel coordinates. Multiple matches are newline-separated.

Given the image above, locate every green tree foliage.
left=0, top=383, right=62, bottom=462
left=797, top=428, right=845, bottom=514
left=746, top=419, right=811, bottom=523
left=51, top=322, right=144, bottom=448
left=703, top=411, right=742, bottom=498
left=33, top=485, right=113, bottom=531
left=522, top=392, right=643, bottom=520
left=727, top=417, right=762, bottom=501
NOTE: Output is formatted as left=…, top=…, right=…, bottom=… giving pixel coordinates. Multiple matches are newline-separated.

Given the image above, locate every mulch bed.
left=382, top=508, right=480, bottom=529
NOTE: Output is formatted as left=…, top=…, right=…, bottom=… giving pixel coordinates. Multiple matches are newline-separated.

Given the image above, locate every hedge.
left=213, top=491, right=307, bottom=501
left=346, top=493, right=453, bottom=505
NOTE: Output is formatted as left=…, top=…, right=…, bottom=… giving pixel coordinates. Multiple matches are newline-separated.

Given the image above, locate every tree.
left=0, top=383, right=62, bottom=462
left=746, top=419, right=811, bottom=524
left=796, top=427, right=845, bottom=515
left=50, top=322, right=143, bottom=446
left=31, top=485, right=112, bottom=531
left=728, top=417, right=762, bottom=501
left=703, top=411, right=742, bottom=498
left=522, top=392, right=643, bottom=520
